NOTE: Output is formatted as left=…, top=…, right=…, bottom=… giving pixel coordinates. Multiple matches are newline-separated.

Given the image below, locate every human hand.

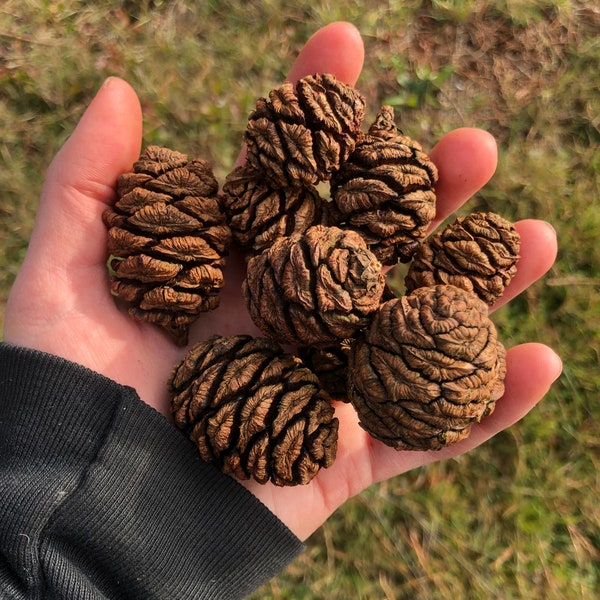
left=3, top=22, right=561, bottom=541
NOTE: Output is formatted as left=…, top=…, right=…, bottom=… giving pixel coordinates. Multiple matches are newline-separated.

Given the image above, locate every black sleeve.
left=0, top=343, right=304, bottom=600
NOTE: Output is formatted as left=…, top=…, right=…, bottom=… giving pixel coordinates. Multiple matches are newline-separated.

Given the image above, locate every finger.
left=428, top=128, right=498, bottom=229
left=430, top=343, right=562, bottom=460
left=492, top=219, right=558, bottom=310
left=368, top=342, right=562, bottom=481
left=235, top=22, right=364, bottom=167
left=287, top=21, right=365, bottom=85
left=4, top=78, right=147, bottom=360
left=246, top=341, right=561, bottom=541
left=28, top=77, right=143, bottom=268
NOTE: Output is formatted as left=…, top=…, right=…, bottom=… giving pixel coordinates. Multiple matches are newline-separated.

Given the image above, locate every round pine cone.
left=405, top=211, right=520, bottom=305
left=221, top=163, right=324, bottom=254
left=169, top=335, right=338, bottom=486
left=244, top=73, right=366, bottom=187
left=103, top=146, right=232, bottom=345
left=347, top=284, right=506, bottom=451
left=330, top=106, right=438, bottom=265
left=242, top=225, right=385, bottom=347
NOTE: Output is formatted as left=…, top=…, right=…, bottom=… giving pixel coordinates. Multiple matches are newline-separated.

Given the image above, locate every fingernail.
left=541, top=220, right=557, bottom=236
left=102, top=76, right=116, bottom=89
left=549, top=348, right=563, bottom=380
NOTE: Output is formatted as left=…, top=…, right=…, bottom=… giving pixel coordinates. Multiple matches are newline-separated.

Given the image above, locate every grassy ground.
left=1, top=1, right=599, bottom=598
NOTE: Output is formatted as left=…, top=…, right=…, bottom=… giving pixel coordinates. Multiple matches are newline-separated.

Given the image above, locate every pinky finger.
left=429, top=343, right=563, bottom=465
left=368, top=343, right=562, bottom=481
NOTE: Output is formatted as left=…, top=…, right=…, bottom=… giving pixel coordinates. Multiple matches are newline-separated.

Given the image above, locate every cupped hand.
left=3, top=22, right=562, bottom=541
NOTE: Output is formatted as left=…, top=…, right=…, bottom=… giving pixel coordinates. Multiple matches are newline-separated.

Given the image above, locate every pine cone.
left=169, top=335, right=338, bottom=486
left=221, top=163, right=324, bottom=254
left=405, top=212, right=520, bottom=305
left=347, top=285, right=506, bottom=451
left=298, top=341, right=351, bottom=400
left=296, top=280, right=399, bottom=399
left=330, top=106, right=438, bottom=265
left=244, top=73, right=366, bottom=187
left=103, top=146, right=231, bottom=345
left=298, top=282, right=396, bottom=402
left=243, top=225, right=385, bottom=347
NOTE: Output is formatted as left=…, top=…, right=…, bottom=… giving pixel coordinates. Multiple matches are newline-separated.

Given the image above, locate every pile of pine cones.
left=104, top=74, right=520, bottom=486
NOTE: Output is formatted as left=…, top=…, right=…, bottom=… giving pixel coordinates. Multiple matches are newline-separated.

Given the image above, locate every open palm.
left=4, top=22, right=561, bottom=541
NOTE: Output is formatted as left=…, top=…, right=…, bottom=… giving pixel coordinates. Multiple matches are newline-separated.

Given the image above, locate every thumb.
left=4, top=77, right=143, bottom=343
left=28, top=77, right=143, bottom=268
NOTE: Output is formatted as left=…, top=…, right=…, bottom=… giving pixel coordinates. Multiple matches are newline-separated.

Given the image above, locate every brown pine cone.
left=243, top=225, right=385, bottom=347
left=367, top=104, right=403, bottom=140
left=405, top=211, right=520, bottom=305
left=296, top=278, right=399, bottom=399
left=297, top=282, right=398, bottom=399
left=297, top=341, right=351, bottom=400
left=347, top=284, right=506, bottom=451
left=330, top=106, right=438, bottom=265
left=169, top=334, right=338, bottom=486
left=103, top=146, right=231, bottom=345
left=244, top=73, right=366, bottom=187
left=221, top=163, right=324, bottom=254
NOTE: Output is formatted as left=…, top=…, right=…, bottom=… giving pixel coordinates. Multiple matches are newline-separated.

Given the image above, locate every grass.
left=1, top=0, right=599, bottom=597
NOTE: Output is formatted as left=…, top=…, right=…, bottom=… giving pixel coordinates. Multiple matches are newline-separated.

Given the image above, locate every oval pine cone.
left=103, top=146, right=231, bottom=345
left=330, top=106, right=438, bottom=265
left=221, top=163, right=324, bottom=253
left=348, top=285, right=506, bottom=451
left=405, top=211, right=520, bottom=305
left=244, top=73, right=366, bottom=187
left=243, top=225, right=385, bottom=347
left=169, top=335, right=338, bottom=486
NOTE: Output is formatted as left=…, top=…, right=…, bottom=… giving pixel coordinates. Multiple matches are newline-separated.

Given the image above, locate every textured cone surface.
left=103, top=146, right=231, bottom=345
left=244, top=73, right=366, bottom=187
left=169, top=335, right=338, bottom=486
left=405, top=211, right=520, bottom=305
left=243, top=225, right=385, bottom=347
left=348, top=285, right=506, bottom=450
left=221, top=163, right=325, bottom=253
left=330, top=106, right=438, bottom=265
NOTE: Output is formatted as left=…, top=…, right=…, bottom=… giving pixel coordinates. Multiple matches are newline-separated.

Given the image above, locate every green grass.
left=2, top=1, right=599, bottom=598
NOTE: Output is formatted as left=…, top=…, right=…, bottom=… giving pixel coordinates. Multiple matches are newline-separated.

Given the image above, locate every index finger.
left=428, top=127, right=499, bottom=229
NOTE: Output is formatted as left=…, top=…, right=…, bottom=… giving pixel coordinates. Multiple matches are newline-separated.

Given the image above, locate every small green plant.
left=383, top=56, right=454, bottom=110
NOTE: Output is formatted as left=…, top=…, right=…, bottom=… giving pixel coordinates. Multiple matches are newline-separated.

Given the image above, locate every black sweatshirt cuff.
left=0, top=343, right=303, bottom=599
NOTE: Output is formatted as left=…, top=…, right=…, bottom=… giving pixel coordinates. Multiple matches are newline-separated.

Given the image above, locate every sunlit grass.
left=1, top=1, right=599, bottom=597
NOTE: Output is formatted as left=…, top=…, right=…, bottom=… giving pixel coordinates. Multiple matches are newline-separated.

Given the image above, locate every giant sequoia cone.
left=221, top=163, right=325, bottom=253
left=330, top=106, right=438, bottom=265
left=405, top=211, right=520, bottom=305
left=169, top=334, right=338, bottom=486
left=244, top=73, right=366, bottom=187
left=103, top=72, right=521, bottom=481
left=103, top=146, right=231, bottom=345
left=348, top=284, right=506, bottom=451
left=298, top=342, right=352, bottom=400
left=243, top=225, right=385, bottom=347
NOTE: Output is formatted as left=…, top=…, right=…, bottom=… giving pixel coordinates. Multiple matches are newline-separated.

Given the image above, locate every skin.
left=4, top=22, right=562, bottom=541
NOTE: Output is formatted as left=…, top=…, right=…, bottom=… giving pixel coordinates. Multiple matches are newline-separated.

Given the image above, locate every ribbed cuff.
left=0, top=343, right=303, bottom=599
